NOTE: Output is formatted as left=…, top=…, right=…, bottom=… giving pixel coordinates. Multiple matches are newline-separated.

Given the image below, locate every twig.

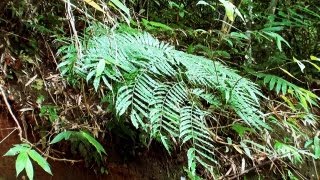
left=226, top=158, right=276, bottom=180
left=0, top=86, right=83, bottom=164
left=33, top=145, right=83, bottom=163
left=0, top=128, right=17, bottom=144
left=0, top=85, right=23, bottom=140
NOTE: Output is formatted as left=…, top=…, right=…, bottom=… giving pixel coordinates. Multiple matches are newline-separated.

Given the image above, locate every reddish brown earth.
left=0, top=110, right=184, bottom=180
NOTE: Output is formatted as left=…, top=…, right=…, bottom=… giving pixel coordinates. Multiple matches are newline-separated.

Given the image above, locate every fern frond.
left=58, top=25, right=270, bottom=172
left=175, top=52, right=269, bottom=130
left=116, top=73, right=158, bottom=130
left=180, top=106, right=217, bottom=166
left=257, top=73, right=319, bottom=110
left=150, top=82, right=187, bottom=138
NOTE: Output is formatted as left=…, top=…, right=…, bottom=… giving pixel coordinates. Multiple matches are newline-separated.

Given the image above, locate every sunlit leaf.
left=83, top=0, right=104, bottom=13
left=25, top=156, right=34, bottom=180
left=28, top=150, right=52, bottom=175
left=279, top=68, right=302, bottom=82
left=197, top=0, right=210, bottom=6
left=187, top=148, right=196, bottom=175
left=219, top=0, right=244, bottom=22
left=160, top=136, right=171, bottom=153
left=310, top=55, right=320, bottom=61
left=306, top=61, right=320, bottom=71
left=4, top=144, right=30, bottom=156
left=110, top=0, right=130, bottom=18
left=16, top=152, right=28, bottom=177
left=93, top=76, right=101, bottom=91
left=293, top=57, right=305, bottom=73
left=96, top=58, right=105, bottom=77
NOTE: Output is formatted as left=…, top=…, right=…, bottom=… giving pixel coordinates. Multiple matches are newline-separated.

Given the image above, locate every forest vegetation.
left=0, top=0, right=319, bottom=179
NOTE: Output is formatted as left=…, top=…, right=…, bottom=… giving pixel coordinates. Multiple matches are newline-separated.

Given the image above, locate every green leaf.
left=4, top=144, right=30, bottom=156
left=80, top=131, right=106, bottom=155
left=187, top=148, right=196, bottom=175
left=4, top=147, right=21, bottom=156
left=275, top=80, right=281, bottom=94
left=25, top=156, right=34, bottom=180
left=232, top=124, right=253, bottom=137
left=240, top=141, right=252, bottom=159
left=262, top=26, right=284, bottom=32
left=28, top=150, right=52, bottom=175
left=293, top=57, right=305, bottom=73
left=93, top=76, right=101, bottom=91
left=306, top=61, right=320, bottom=71
left=83, top=0, right=104, bottom=13
left=219, top=0, right=244, bottom=22
left=263, top=31, right=290, bottom=51
left=314, top=136, right=320, bottom=159
left=144, top=19, right=173, bottom=31
left=16, top=152, right=28, bottom=177
left=96, top=58, right=105, bottom=77
left=160, top=135, right=171, bottom=153
left=269, top=76, right=276, bottom=90
left=197, top=1, right=209, bottom=6
left=86, top=70, right=96, bottom=82
left=230, top=32, right=250, bottom=40
left=130, top=109, right=140, bottom=129
left=310, top=55, right=320, bottom=61
left=50, top=131, right=72, bottom=144
left=58, top=27, right=276, bottom=174
left=101, top=76, right=113, bottom=90
left=110, top=0, right=130, bottom=18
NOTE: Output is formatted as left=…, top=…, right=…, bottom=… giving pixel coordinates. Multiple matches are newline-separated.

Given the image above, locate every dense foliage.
left=0, top=0, right=319, bottom=179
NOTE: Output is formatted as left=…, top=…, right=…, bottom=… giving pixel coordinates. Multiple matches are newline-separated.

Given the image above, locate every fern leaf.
left=58, top=25, right=275, bottom=172
left=150, top=82, right=187, bottom=138
left=258, top=73, right=319, bottom=110
left=180, top=106, right=216, bottom=165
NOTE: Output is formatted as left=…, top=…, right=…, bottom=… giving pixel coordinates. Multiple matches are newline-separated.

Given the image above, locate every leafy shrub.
left=4, top=144, right=52, bottom=180
left=58, top=24, right=273, bottom=176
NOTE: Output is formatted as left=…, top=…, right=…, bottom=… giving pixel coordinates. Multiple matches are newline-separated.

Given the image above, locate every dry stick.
left=0, top=85, right=23, bottom=141
left=312, top=157, right=319, bottom=180
left=226, top=158, right=276, bottom=180
left=32, top=145, right=83, bottom=163
left=227, top=157, right=309, bottom=180
left=0, top=128, right=17, bottom=144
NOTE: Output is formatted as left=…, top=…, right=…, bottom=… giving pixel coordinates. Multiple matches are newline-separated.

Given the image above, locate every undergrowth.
left=2, top=0, right=320, bottom=179
left=57, top=23, right=319, bottom=178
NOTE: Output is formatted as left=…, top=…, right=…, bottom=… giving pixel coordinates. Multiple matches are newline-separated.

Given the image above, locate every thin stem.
left=0, top=85, right=23, bottom=141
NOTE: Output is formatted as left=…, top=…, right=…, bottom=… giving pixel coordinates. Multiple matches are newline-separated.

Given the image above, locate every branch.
left=0, top=85, right=23, bottom=141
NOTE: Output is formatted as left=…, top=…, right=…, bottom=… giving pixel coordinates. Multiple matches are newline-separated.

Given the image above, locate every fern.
left=58, top=25, right=270, bottom=173
left=256, top=73, right=319, bottom=110
left=180, top=106, right=217, bottom=168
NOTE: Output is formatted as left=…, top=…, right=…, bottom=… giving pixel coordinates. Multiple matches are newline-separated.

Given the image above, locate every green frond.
left=180, top=106, right=216, bottom=166
left=257, top=73, right=319, bottom=110
left=116, top=73, right=158, bottom=129
left=191, top=88, right=222, bottom=107
left=150, top=82, right=187, bottom=138
left=58, top=25, right=270, bottom=171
